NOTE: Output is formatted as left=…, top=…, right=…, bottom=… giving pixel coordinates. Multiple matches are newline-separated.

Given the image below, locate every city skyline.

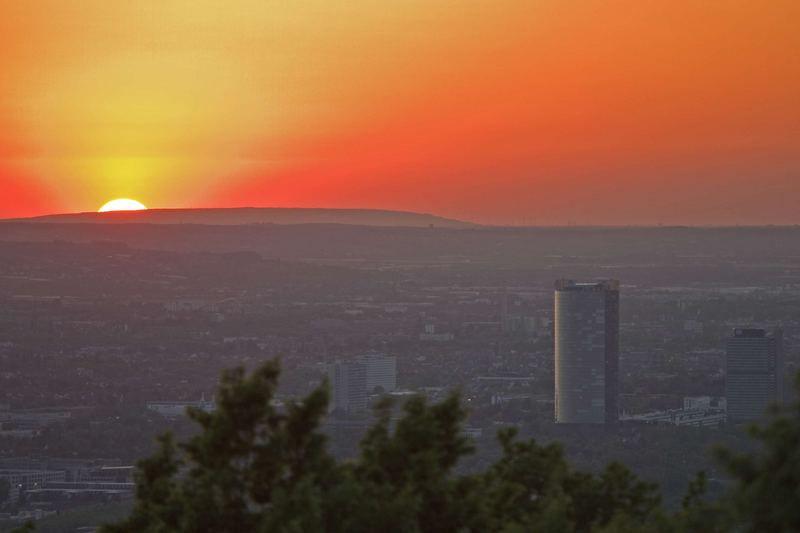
left=0, top=229, right=797, bottom=526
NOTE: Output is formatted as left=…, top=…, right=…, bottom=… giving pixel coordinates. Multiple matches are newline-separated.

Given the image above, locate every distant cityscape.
left=0, top=226, right=799, bottom=526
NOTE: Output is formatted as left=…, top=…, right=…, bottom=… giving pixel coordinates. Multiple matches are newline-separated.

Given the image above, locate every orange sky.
left=1, top=1, right=798, bottom=224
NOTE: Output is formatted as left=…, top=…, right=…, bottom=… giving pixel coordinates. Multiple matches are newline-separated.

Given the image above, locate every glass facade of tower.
left=554, top=280, right=619, bottom=424
left=356, top=354, right=397, bottom=394
left=726, top=328, right=782, bottom=423
left=328, top=361, right=367, bottom=414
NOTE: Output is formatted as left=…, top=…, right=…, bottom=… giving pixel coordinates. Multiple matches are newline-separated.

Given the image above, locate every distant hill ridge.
left=12, top=207, right=474, bottom=228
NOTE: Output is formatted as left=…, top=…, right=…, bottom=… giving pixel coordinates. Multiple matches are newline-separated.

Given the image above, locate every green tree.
left=716, top=373, right=800, bottom=532
left=477, top=428, right=663, bottom=532
left=104, top=361, right=336, bottom=533
left=102, top=360, right=722, bottom=532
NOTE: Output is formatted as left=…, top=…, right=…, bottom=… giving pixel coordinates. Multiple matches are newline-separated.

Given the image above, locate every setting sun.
left=98, top=198, right=148, bottom=213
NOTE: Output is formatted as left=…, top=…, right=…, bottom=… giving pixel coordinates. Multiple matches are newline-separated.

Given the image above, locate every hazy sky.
left=1, top=1, right=798, bottom=224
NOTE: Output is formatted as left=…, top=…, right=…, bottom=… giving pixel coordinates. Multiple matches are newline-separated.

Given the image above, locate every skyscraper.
left=554, top=279, right=619, bottom=424
left=726, top=328, right=783, bottom=423
left=356, top=353, right=397, bottom=394
left=328, top=354, right=396, bottom=415
left=328, top=361, right=367, bottom=414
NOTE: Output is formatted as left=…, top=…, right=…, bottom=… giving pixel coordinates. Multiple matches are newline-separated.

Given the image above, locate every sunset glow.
left=1, top=1, right=799, bottom=224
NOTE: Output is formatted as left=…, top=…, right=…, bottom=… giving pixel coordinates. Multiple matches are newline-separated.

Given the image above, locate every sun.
left=98, top=198, right=148, bottom=212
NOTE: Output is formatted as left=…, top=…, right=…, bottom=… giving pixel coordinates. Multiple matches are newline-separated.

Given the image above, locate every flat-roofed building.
left=356, top=353, right=397, bottom=394
left=328, top=361, right=367, bottom=414
left=554, top=279, right=619, bottom=424
left=726, top=328, right=783, bottom=423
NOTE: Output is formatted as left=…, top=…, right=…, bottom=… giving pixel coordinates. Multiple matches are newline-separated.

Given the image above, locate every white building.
left=623, top=396, right=725, bottom=428
left=419, top=324, right=454, bottom=342
left=622, top=408, right=725, bottom=428
left=683, top=396, right=712, bottom=410
left=146, top=397, right=215, bottom=418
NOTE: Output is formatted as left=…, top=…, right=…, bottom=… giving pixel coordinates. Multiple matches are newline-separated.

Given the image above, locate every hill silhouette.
left=12, top=207, right=473, bottom=228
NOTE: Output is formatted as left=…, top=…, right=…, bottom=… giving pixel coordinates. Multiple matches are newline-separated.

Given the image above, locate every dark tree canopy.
left=101, top=362, right=800, bottom=532
left=715, top=373, right=800, bottom=533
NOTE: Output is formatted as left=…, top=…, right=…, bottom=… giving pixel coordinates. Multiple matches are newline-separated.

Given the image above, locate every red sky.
left=1, top=1, right=798, bottom=224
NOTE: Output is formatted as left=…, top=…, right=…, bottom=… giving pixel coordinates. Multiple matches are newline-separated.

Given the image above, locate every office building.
left=554, top=279, right=619, bottom=424
left=356, top=353, right=397, bottom=393
left=328, top=361, right=367, bottom=414
left=726, top=328, right=782, bottom=423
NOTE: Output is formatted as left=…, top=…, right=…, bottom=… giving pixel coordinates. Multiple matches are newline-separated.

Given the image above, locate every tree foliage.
left=102, top=361, right=800, bottom=532
left=715, top=373, right=800, bottom=532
